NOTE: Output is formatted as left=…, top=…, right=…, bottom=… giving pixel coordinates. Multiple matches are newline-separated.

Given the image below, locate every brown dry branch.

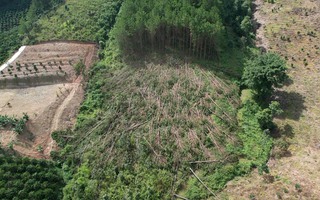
left=189, top=167, right=217, bottom=198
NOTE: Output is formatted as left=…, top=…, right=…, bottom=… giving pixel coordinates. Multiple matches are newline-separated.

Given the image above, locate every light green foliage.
left=26, top=0, right=122, bottom=43
left=63, top=162, right=172, bottom=199
left=185, top=177, right=208, bottom=200
left=237, top=98, right=273, bottom=169
left=111, top=0, right=252, bottom=58
left=242, top=52, right=288, bottom=98
left=63, top=163, right=98, bottom=200
left=104, top=168, right=172, bottom=199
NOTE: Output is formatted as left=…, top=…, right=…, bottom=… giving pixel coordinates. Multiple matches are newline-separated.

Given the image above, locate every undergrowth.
left=0, top=113, right=29, bottom=134
left=26, top=0, right=122, bottom=43
left=52, top=41, right=280, bottom=199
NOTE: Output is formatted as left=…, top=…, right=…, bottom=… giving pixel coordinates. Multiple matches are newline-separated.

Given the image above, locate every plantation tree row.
left=0, top=0, right=31, bottom=32
left=19, top=0, right=64, bottom=35
left=0, top=152, right=64, bottom=200
left=112, top=0, right=253, bottom=59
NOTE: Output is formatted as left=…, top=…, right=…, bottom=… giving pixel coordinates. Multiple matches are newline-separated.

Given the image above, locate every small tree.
left=242, top=52, right=288, bottom=99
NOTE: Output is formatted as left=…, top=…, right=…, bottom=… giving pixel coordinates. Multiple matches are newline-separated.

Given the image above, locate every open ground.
left=0, top=42, right=97, bottom=159
left=219, top=0, right=320, bottom=199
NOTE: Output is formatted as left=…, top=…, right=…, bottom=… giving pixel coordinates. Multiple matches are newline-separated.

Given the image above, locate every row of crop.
left=0, top=0, right=31, bottom=31
left=0, top=153, right=64, bottom=200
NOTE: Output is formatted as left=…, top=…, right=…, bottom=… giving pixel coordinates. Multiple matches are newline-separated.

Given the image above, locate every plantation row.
left=0, top=0, right=31, bottom=32
left=0, top=11, right=26, bottom=32
left=0, top=60, right=77, bottom=79
left=0, top=152, right=64, bottom=200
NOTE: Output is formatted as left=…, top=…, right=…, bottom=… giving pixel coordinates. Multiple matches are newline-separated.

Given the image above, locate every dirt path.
left=51, top=84, right=79, bottom=132
left=220, top=0, right=320, bottom=199
left=0, top=42, right=97, bottom=159
left=253, top=0, right=270, bottom=50
left=44, top=83, right=80, bottom=155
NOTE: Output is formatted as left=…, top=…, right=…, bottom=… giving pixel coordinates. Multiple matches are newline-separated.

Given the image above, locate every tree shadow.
left=270, top=124, right=294, bottom=139
left=273, top=90, right=306, bottom=121
left=269, top=124, right=294, bottom=158
left=282, top=77, right=294, bottom=87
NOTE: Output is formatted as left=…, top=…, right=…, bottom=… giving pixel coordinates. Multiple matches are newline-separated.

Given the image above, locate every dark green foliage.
left=242, top=52, right=288, bottom=98
left=0, top=0, right=31, bottom=32
left=0, top=153, right=64, bottom=200
left=74, top=60, right=86, bottom=76
left=0, top=113, right=29, bottom=134
left=256, top=101, right=283, bottom=130
left=111, top=0, right=253, bottom=58
left=0, top=28, right=20, bottom=64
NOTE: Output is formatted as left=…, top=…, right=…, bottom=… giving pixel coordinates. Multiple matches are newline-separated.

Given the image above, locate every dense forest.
left=0, top=0, right=288, bottom=199
left=0, top=149, right=64, bottom=200
left=112, top=0, right=253, bottom=59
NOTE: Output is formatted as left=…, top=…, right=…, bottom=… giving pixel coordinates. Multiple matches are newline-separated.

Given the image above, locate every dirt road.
left=0, top=42, right=96, bottom=159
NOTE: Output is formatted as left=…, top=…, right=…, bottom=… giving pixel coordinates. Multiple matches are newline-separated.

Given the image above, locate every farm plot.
left=0, top=42, right=96, bottom=88
left=0, top=42, right=97, bottom=159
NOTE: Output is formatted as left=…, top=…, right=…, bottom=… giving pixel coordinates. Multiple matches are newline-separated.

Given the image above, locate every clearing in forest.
left=221, top=0, right=320, bottom=199
left=0, top=42, right=97, bottom=159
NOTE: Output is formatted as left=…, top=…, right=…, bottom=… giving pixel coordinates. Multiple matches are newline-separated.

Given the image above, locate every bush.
left=242, top=52, right=288, bottom=99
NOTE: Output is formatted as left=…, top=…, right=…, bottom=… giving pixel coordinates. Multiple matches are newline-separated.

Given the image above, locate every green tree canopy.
left=242, top=52, right=288, bottom=98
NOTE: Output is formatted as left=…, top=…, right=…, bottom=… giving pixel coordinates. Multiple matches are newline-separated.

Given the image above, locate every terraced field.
left=0, top=42, right=97, bottom=158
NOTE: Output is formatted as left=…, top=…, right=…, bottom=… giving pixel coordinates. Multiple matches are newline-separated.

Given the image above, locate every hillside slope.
left=51, top=1, right=273, bottom=199
left=56, top=53, right=244, bottom=199
left=221, top=0, right=320, bottom=199
left=26, top=0, right=122, bottom=43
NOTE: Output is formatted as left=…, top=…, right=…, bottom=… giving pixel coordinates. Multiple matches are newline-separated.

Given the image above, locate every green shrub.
left=242, top=52, right=288, bottom=99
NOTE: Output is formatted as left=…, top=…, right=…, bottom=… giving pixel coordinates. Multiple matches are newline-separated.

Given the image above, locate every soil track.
left=0, top=42, right=97, bottom=159
left=220, top=0, right=320, bottom=199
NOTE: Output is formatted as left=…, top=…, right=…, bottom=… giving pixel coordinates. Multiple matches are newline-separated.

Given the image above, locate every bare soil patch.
left=0, top=42, right=96, bottom=88
left=0, top=42, right=97, bottom=159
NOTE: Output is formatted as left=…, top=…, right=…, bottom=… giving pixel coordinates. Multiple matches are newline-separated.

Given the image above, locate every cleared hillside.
left=221, top=0, right=320, bottom=199
left=0, top=0, right=286, bottom=199
left=0, top=42, right=97, bottom=159
left=55, top=56, right=242, bottom=199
